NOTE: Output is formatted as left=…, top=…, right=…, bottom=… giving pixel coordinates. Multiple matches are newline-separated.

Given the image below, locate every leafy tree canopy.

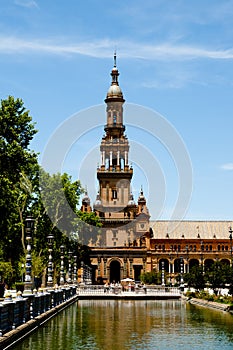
left=0, top=96, right=38, bottom=265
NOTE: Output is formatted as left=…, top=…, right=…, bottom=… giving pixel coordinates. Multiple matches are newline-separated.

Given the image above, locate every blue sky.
left=1, top=0, right=233, bottom=221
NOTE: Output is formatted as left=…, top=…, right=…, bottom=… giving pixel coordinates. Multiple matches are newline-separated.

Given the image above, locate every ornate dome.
left=138, top=187, right=146, bottom=205
left=82, top=190, right=90, bottom=206
left=106, top=84, right=123, bottom=99
left=105, top=52, right=124, bottom=102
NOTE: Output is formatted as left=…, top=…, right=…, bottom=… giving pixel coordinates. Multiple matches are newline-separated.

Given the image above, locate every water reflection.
left=12, top=300, right=233, bottom=350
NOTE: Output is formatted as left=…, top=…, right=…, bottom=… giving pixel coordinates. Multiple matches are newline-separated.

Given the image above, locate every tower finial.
left=114, top=51, right=117, bottom=67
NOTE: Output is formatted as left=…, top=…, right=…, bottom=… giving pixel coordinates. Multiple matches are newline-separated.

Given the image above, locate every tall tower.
left=93, top=54, right=150, bottom=247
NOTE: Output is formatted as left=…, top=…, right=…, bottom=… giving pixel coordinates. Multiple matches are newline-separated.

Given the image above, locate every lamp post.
left=47, top=233, right=54, bottom=288
left=73, top=255, right=77, bottom=285
left=168, top=252, right=173, bottom=286
left=24, top=215, right=35, bottom=294
left=68, top=250, right=73, bottom=284
left=60, top=245, right=65, bottom=286
left=200, top=241, right=204, bottom=273
left=185, top=245, right=189, bottom=273
left=180, top=256, right=184, bottom=292
left=87, top=265, right=92, bottom=284
left=21, top=263, right=25, bottom=282
left=161, top=261, right=165, bottom=287
left=229, top=227, right=233, bottom=265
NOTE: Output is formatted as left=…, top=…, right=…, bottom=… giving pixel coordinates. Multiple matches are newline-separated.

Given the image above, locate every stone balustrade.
left=0, top=286, right=77, bottom=336
left=77, top=284, right=181, bottom=297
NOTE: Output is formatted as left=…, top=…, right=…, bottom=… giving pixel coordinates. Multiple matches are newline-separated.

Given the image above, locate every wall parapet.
left=0, top=286, right=77, bottom=350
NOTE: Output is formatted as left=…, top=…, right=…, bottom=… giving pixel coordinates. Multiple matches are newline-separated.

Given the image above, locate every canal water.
left=12, top=300, right=233, bottom=350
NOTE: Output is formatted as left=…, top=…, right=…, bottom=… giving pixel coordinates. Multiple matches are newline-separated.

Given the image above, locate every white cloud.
left=221, top=163, right=233, bottom=170
left=14, top=0, right=39, bottom=8
left=0, top=35, right=233, bottom=61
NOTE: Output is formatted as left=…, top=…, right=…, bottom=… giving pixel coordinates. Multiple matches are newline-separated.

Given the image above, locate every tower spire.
left=105, top=53, right=124, bottom=102
left=114, top=51, right=117, bottom=68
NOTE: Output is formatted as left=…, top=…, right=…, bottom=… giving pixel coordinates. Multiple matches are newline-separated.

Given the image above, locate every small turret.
left=138, top=187, right=146, bottom=206
left=81, top=189, right=92, bottom=212
left=137, top=187, right=150, bottom=217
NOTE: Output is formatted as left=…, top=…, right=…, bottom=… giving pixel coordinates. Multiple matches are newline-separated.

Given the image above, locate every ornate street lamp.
left=229, top=227, right=233, bottom=264
left=47, top=233, right=54, bottom=288
left=67, top=250, right=73, bottom=284
left=180, top=256, right=184, bottom=292
left=200, top=241, right=204, bottom=273
left=24, top=215, right=35, bottom=294
left=73, top=255, right=77, bottom=285
left=185, top=245, right=190, bottom=273
left=161, top=261, right=165, bottom=287
left=60, top=245, right=65, bottom=286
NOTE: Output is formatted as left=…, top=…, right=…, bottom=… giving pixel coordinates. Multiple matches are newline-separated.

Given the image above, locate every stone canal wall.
left=188, top=297, right=231, bottom=312
left=0, top=286, right=78, bottom=350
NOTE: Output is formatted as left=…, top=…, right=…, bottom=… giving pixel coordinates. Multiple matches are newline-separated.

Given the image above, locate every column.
left=129, top=259, right=133, bottom=278
left=123, top=258, right=127, bottom=278
left=120, top=266, right=124, bottom=281
left=101, top=152, right=103, bottom=166
left=143, top=258, right=146, bottom=273
left=80, top=261, right=84, bottom=284
left=110, top=151, right=113, bottom=166
left=103, top=258, right=107, bottom=277
left=102, top=151, right=105, bottom=166
left=117, top=151, right=120, bottom=166
left=97, top=257, right=101, bottom=278
left=125, top=151, right=128, bottom=166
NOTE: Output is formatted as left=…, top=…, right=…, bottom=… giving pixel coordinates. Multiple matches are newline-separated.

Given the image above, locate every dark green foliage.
left=205, top=261, right=232, bottom=295
left=184, top=261, right=233, bottom=296
left=184, top=265, right=205, bottom=291
left=140, top=270, right=162, bottom=285
left=0, top=96, right=38, bottom=283
left=0, top=96, right=96, bottom=286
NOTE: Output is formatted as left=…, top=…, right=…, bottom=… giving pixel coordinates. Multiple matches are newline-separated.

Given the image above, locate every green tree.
left=38, top=170, right=82, bottom=235
left=32, top=169, right=101, bottom=285
left=227, top=265, right=233, bottom=296
left=0, top=262, right=14, bottom=285
left=0, top=96, right=38, bottom=281
left=205, top=261, right=230, bottom=295
left=0, top=96, right=100, bottom=286
left=140, top=270, right=161, bottom=284
left=184, top=265, right=205, bottom=291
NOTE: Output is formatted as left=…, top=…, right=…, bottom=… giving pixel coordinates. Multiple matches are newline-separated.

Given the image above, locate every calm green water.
left=12, top=300, right=233, bottom=350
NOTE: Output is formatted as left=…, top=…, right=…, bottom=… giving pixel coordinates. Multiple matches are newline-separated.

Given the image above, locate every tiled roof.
left=150, top=220, right=233, bottom=240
